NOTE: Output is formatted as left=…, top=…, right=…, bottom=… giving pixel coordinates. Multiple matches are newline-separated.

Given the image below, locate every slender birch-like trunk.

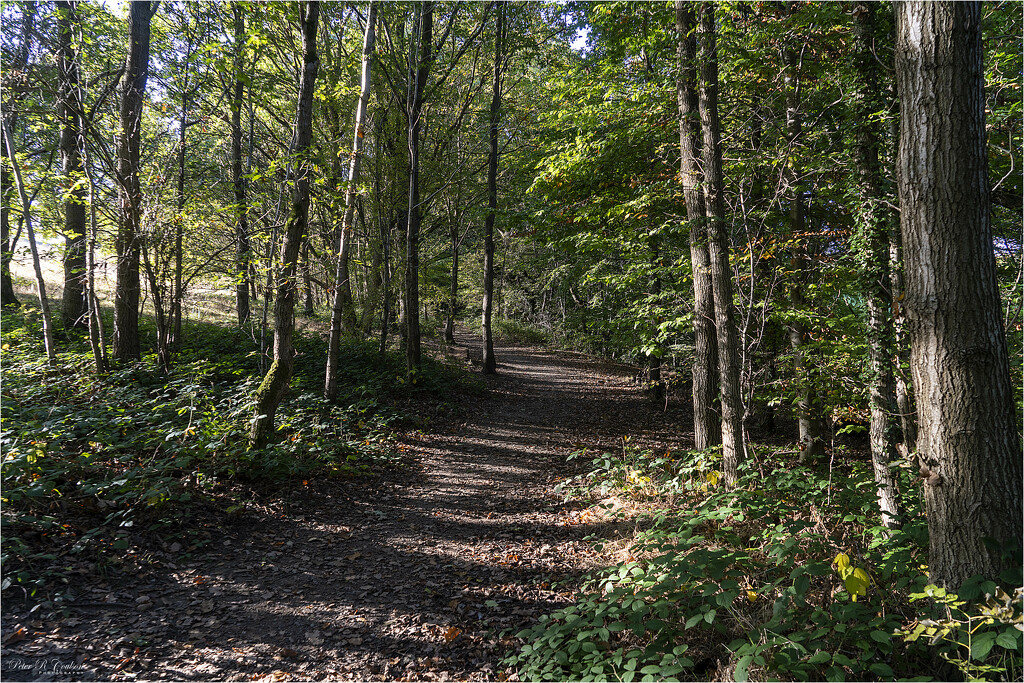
left=326, top=1, right=377, bottom=399
left=3, top=121, right=55, bottom=364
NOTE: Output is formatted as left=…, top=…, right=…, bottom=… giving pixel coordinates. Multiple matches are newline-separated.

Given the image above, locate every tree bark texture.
left=251, top=0, right=320, bottom=449
left=895, top=0, right=1023, bottom=587
left=57, top=0, right=87, bottom=330
left=113, top=0, right=154, bottom=362
left=675, top=0, right=719, bottom=451
left=481, top=1, right=503, bottom=376
left=404, top=2, right=432, bottom=376
left=326, top=1, right=376, bottom=399
left=852, top=2, right=902, bottom=529
left=698, top=3, right=745, bottom=485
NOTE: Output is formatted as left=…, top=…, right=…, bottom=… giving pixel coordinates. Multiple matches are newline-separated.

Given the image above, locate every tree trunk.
left=1, top=147, right=19, bottom=308
left=113, top=1, right=154, bottom=363
left=57, top=0, right=87, bottom=330
left=171, top=38, right=189, bottom=356
left=783, top=25, right=826, bottom=462
left=675, top=0, right=719, bottom=451
left=81, top=106, right=108, bottom=374
left=251, top=0, right=320, bottom=449
left=301, top=241, right=314, bottom=316
left=404, top=2, right=432, bottom=377
left=0, top=0, right=36, bottom=310
left=445, top=221, right=458, bottom=344
left=890, top=232, right=918, bottom=452
left=481, top=1, right=503, bottom=376
left=894, top=0, right=1023, bottom=587
left=232, top=3, right=251, bottom=326
left=852, top=2, right=901, bottom=529
left=697, top=2, right=745, bottom=485
left=326, top=1, right=376, bottom=399
left=3, top=120, right=55, bottom=364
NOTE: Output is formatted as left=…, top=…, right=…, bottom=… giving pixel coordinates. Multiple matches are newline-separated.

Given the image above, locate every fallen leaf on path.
left=3, top=627, right=26, bottom=645
left=443, top=626, right=461, bottom=643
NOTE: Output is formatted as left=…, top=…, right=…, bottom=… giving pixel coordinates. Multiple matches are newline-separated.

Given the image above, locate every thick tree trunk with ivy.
left=326, top=1, right=376, bottom=399
left=675, top=0, right=718, bottom=451
left=481, top=2, right=503, bottom=376
left=697, top=3, right=745, bottom=485
left=57, top=0, right=87, bottom=330
left=895, top=0, right=1023, bottom=587
left=113, top=1, right=154, bottom=363
left=251, top=0, right=320, bottom=450
left=852, top=2, right=901, bottom=529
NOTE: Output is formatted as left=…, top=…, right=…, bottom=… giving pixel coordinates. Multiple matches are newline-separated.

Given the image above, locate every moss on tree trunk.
left=251, top=359, right=292, bottom=449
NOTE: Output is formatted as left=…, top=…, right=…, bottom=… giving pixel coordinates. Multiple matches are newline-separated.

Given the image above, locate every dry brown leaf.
left=2, top=627, right=26, bottom=645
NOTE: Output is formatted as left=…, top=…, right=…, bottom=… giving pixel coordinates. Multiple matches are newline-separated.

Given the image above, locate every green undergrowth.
left=490, top=316, right=551, bottom=346
left=1, top=306, right=473, bottom=606
left=507, top=444, right=1023, bottom=682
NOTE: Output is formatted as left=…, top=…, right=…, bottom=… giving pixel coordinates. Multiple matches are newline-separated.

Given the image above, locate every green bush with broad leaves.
left=1, top=307, right=469, bottom=603
left=507, top=445, right=1023, bottom=682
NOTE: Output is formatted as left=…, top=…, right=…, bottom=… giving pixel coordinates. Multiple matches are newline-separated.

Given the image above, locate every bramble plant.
left=508, top=443, right=1023, bottom=682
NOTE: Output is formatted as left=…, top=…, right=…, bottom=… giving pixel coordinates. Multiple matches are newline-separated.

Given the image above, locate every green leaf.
left=971, top=631, right=997, bottom=661
left=807, top=651, right=831, bottom=664
left=869, top=663, right=894, bottom=677
left=869, top=630, right=890, bottom=643
left=995, top=630, right=1020, bottom=651
left=734, top=654, right=753, bottom=682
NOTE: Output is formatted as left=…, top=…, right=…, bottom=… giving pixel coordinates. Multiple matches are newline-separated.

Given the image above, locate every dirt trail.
left=1, top=331, right=690, bottom=682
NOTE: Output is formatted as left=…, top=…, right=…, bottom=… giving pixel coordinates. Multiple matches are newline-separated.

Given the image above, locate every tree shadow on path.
left=0, top=330, right=691, bottom=682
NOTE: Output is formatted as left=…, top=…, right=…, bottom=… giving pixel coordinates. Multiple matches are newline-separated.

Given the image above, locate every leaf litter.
left=1, top=331, right=688, bottom=681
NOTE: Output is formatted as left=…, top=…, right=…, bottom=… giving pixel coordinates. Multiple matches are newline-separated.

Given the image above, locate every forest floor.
left=1, top=329, right=693, bottom=682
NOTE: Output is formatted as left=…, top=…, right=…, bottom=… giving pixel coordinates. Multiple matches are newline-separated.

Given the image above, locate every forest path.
left=1, top=331, right=690, bottom=682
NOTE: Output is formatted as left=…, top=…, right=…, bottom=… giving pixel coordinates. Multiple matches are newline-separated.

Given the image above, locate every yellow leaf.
left=845, top=567, right=870, bottom=600
left=705, top=471, right=720, bottom=487
left=746, top=590, right=758, bottom=603
left=834, top=553, right=851, bottom=574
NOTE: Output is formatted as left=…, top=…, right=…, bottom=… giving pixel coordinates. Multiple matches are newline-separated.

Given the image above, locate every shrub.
left=507, top=445, right=1023, bottom=682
